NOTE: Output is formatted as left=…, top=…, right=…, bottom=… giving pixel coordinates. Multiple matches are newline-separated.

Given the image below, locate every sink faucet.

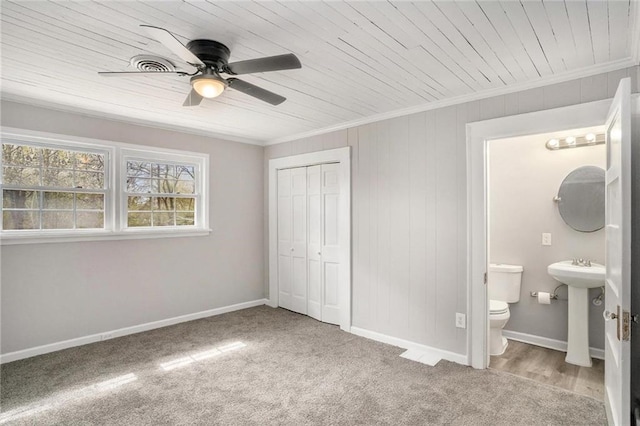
left=572, top=258, right=592, bottom=267
left=572, top=258, right=579, bottom=265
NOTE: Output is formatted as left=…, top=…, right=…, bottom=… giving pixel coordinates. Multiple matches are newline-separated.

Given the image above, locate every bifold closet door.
left=277, top=168, right=307, bottom=315
left=307, top=163, right=341, bottom=325
left=278, top=163, right=341, bottom=324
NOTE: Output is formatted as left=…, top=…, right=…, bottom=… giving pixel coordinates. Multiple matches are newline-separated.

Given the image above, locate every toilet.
left=488, top=263, right=523, bottom=356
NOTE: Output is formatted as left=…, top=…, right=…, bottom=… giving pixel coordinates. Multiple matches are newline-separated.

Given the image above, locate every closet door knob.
left=290, top=247, right=294, bottom=252
left=317, top=251, right=321, bottom=256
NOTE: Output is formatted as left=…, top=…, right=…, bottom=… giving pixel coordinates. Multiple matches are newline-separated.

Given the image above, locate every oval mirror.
left=557, top=166, right=605, bottom=232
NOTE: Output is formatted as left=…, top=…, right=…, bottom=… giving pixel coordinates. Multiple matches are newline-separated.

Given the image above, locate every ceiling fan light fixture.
left=191, top=75, right=226, bottom=98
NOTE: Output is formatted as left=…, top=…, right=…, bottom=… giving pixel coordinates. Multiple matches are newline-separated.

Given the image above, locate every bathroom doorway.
left=467, top=78, right=636, bottom=425
left=485, top=127, right=606, bottom=399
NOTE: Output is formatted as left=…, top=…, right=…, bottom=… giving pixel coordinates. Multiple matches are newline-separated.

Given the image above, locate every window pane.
left=43, top=148, right=73, bottom=169
left=3, top=210, right=39, bottom=230
left=152, top=164, right=175, bottom=179
left=127, top=161, right=150, bottom=178
left=154, top=178, right=175, bottom=194
left=3, top=190, right=39, bottom=209
left=2, top=144, right=41, bottom=166
left=153, top=197, right=175, bottom=211
left=176, top=212, right=194, bottom=226
left=127, top=177, right=151, bottom=193
left=75, top=153, right=104, bottom=171
left=175, top=197, right=195, bottom=211
left=174, top=180, right=195, bottom=194
left=77, top=193, right=104, bottom=210
left=128, top=212, right=151, bottom=227
left=77, top=212, right=104, bottom=229
left=153, top=212, right=174, bottom=226
left=128, top=196, right=151, bottom=211
left=43, top=192, right=73, bottom=209
left=43, top=168, right=73, bottom=187
left=42, top=211, right=73, bottom=229
left=176, top=165, right=195, bottom=179
left=74, top=171, right=104, bottom=189
left=3, top=166, right=41, bottom=186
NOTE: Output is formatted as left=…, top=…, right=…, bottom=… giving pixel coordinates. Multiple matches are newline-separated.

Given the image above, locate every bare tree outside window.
left=2, top=143, right=106, bottom=230
left=126, top=160, right=196, bottom=228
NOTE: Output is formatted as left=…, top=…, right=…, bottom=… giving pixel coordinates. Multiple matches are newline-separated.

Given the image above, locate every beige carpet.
left=0, top=306, right=606, bottom=425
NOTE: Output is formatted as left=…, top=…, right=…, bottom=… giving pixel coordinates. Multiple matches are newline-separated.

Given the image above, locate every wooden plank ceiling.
left=1, top=1, right=637, bottom=144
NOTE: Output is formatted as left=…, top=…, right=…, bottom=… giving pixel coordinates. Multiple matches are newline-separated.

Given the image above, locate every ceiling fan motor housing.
left=186, top=39, right=231, bottom=69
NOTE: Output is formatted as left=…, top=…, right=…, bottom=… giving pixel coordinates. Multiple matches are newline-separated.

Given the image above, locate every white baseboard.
left=0, top=299, right=269, bottom=364
left=350, top=326, right=468, bottom=366
left=502, top=330, right=605, bottom=360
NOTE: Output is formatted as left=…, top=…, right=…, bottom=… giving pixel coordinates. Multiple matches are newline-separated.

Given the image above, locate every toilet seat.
left=489, top=300, right=509, bottom=315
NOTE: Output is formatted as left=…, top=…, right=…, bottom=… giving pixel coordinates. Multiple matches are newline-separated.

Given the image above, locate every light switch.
left=542, top=233, right=552, bottom=246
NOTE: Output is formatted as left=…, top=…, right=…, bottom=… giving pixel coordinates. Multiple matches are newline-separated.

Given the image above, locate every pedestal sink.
left=548, top=260, right=605, bottom=367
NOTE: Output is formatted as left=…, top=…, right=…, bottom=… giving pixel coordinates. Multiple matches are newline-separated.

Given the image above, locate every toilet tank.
left=488, top=264, right=523, bottom=303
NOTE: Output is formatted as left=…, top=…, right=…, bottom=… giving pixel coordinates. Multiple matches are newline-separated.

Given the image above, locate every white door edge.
left=268, top=147, right=351, bottom=332
left=466, top=98, right=612, bottom=369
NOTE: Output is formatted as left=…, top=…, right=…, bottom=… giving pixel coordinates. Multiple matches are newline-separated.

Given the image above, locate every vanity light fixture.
left=545, top=133, right=606, bottom=150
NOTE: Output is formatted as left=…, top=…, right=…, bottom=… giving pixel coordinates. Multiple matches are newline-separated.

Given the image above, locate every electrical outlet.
left=455, top=313, right=466, bottom=329
left=542, top=233, right=552, bottom=246
left=101, top=333, right=114, bottom=341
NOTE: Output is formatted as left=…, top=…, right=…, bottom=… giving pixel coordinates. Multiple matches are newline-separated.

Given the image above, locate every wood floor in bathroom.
left=489, top=340, right=604, bottom=400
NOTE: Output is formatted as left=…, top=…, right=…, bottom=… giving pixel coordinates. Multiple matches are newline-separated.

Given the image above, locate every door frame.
left=466, top=99, right=612, bottom=369
left=268, top=147, right=352, bottom=332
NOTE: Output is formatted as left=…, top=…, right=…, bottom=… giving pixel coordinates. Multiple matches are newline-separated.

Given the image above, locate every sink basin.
left=548, top=260, right=605, bottom=288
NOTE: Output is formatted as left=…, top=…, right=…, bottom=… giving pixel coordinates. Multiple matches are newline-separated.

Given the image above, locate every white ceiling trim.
left=1, top=93, right=264, bottom=146
left=265, top=58, right=637, bottom=146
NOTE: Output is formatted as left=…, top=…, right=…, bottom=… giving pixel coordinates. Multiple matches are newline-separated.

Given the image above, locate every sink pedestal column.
left=565, top=286, right=592, bottom=367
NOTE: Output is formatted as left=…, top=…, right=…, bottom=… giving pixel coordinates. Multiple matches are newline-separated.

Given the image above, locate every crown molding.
left=0, top=94, right=265, bottom=146
left=265, top=58, right=637, bottom=146
left=3, top=57, right=637, bottom=149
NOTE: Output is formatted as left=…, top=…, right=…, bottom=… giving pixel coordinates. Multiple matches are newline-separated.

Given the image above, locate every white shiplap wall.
left=265, top=65, right=639, bottom=356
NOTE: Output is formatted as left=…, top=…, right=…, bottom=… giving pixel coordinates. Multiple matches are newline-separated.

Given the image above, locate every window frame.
left=0, top=128, right=210, bottom=245
left=120, top=147, right=207, bottom=233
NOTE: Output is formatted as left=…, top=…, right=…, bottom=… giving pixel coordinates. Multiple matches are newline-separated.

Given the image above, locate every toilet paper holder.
left=530, top=284, right=564, bottom=300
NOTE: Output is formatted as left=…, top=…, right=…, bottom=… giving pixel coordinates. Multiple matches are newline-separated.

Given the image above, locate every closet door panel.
left=321, top=163, right=341, bottom=325
left=277, top=169, right=293, bottom=310
left=307, top=165, right=322, bottom=321
left=289, top=167, right=308, bottom=314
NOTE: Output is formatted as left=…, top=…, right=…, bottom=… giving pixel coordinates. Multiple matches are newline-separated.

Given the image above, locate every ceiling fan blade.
left=224, top=53, right=301, bottom=75
left=227, top=78, right=286, bottom=105
left=140, top=25, right=204, bottom=67
left=183, top=89, right=203, bottom=107
left=98, top=71, right=185, bottom=77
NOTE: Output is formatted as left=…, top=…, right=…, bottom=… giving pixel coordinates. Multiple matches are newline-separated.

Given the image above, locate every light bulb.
left=191, top=76, right=226, bottom=98
left=565, top=136, right=576, bottom=145
left=547, top=138, right=559, bottom=148
left=585, top=133, right=596, bottom=142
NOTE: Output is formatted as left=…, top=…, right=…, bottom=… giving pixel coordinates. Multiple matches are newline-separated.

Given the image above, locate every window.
left=124, top=159, right=198, bottom=228
left=0, top=130, right=209, bottom=244
left=2, top=142, right=107, bottom=231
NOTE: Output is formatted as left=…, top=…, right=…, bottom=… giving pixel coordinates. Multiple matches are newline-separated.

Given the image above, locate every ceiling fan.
left=99, top=25, right=302, bottom=106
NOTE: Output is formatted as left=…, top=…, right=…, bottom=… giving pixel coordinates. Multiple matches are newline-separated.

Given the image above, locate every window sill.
left=0, top=228, right=213, bottom=245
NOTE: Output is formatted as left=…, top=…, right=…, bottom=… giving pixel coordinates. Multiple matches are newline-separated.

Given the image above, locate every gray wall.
left=489, top=134, right=606, bottom=348
left=265, top=66, right=639, bottom=356
left=0, top=101, right=265, bottom=354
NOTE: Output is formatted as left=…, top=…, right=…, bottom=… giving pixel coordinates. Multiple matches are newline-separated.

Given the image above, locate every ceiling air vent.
left=129, top=55, right=176, bottom=72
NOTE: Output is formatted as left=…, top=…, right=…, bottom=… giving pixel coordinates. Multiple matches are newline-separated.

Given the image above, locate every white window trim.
left=0, top=127, right=211, bottom=245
